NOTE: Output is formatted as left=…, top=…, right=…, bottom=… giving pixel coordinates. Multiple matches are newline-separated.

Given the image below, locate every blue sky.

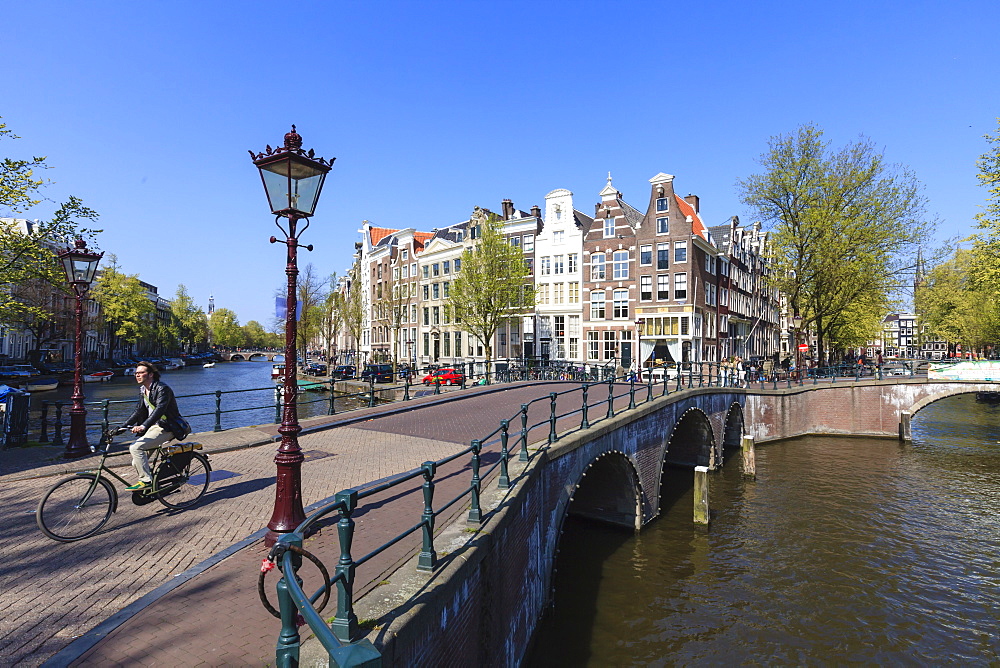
left=5, top=1, right=998, bottom=326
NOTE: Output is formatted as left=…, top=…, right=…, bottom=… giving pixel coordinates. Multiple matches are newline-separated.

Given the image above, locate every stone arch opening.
left=909, top=388, right=993, bottom=417
left=229, top=354, right=245, bottom=361
left=722, top=402, right=744, bottom=452
left=663, top=408, right=714, bottom=469
left=248, top=353, right=268, bottom=361
left=566, top=451, right=642, bottom=531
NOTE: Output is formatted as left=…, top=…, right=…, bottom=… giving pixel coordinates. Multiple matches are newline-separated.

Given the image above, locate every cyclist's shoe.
left=126, top=480, right=152, bottom=491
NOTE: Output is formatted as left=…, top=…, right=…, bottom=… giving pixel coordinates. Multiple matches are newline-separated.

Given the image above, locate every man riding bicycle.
left=124, top=361, right=185, bottom=491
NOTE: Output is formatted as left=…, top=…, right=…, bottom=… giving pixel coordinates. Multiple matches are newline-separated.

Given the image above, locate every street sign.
left=797, top=343, right=809, bottom=351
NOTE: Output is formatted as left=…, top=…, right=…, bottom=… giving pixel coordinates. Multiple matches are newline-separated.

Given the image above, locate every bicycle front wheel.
left=37, top=475, right=116, bottom=542
left=155, top=452, right=210, bottom=509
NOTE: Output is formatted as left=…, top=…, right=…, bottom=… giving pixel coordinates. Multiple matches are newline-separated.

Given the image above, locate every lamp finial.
left=284, top=125, right=302, bottom=151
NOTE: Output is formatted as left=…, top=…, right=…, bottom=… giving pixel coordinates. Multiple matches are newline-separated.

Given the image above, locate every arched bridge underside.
left=218, top=351, right=285, bottom=362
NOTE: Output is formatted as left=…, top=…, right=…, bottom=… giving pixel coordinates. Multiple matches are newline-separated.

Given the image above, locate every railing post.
left=548, top=393, right=558, bottom=444
left=100, top=399, right=110, bottom=434
left=434, top=377, right=441, bottom=395
left=698, top=366, right=704, bottom=387
left=519, top=404, right=529, bottom=462
left=606, top=376, right=615, bottom=420
left=368, top=375, right=377, bottom=407
left=498, top=420, right=511, bottom=489
left=418, top=462, right=437, bottom=571
left=214, top=390, right=223, bottom=432
left=274, top=536, right=303, bottom=668
left=274, top=384, right=282, bottom=424
left=468, top=439, right=482, bottom=523
left=52, top=402, right=64, bottom=447
left=662, top=372, right=669, bottom=397
left=38, top=401, right=50, bottom=443
left=328, top=384, right=337, bottom=414
left=581, top=384, right=590, bottom=430
left=331, top=490, right=359, bottom=643
left=403, top=374, right=411, bottom=401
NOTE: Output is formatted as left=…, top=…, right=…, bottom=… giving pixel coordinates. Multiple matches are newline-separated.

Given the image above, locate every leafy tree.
left=1, top=118, right=100, bottom=324
left=738, top=124, right=931, bottom=364
left=343, top=259, right=366, bottom=358
left=210, top=308, right=245, bottom=347
left=7, top=276, right=72, bottom=351
left=969, top=118, right=1000, bottom=289
left=243, top=320, right=268, bottom=348
left=296, top=262, right=326, bottom=353
left=91, top=255, right=155, bottom=359
left=319, top=272, right=345, bottom=365
left=167, top=284, right=208, bottom=351
left=918, top=248, right=1000, bottom=352
left=448, top=207, right=534, bottom=376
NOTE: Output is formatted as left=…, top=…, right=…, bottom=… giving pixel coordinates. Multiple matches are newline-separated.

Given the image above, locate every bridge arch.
left=565, top=450, right=642, bottom=531
left=664, top=407, right=715, bottom=469
left=722, top=402, right=744, bottom=452
left=908, top=388, right=993, bottom=416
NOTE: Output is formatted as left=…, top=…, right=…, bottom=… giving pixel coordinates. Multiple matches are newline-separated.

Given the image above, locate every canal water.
left=526, top=393, right=1000, bottom=665
left=28, top=360, right=361, bottom=440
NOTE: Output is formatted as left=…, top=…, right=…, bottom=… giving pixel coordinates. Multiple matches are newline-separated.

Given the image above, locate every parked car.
left=305, top=362, right=328, bottom=376
left=422, top=367, right=464, bottom=386
left=361, top=364, right=394, bottom=383
left=331, top=365, right=357, bottom=380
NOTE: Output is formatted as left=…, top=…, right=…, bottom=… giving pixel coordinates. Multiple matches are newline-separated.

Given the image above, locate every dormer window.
left=656, top=198, right=669, bottom=212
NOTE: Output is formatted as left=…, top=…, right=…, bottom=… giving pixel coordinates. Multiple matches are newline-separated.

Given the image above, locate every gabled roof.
left=674, top=195, right=709, bottom=241
left=368, top=226, right=398, bottom=247
left=413, top=231, right=434, bottom=252
left=619, top=200, right=644, bottom=229
left=573, top=209, right=594, bottom=229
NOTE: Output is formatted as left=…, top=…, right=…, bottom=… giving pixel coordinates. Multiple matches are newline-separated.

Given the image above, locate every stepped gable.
left=674, top=194, right=709, bottom=241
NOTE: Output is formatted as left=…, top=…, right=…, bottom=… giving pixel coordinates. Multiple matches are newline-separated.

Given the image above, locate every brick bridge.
left=348, top=378, right=998, bottom=665
left=216, top=350, right=285, bottom=362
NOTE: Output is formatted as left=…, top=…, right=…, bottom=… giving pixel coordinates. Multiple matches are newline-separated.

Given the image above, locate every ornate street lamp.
left=250, top=126, right=334, bottom=546
left=57, top=238, right=103, bottom=459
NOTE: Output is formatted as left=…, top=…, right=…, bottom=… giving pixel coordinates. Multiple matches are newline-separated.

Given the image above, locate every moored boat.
left=203, top=362, right=215, bottom=368
left=84, top=371, right=115, bottom=383
left=25, top=377, right=59, bottom=392
left=272, top=364, right=284, bottom=380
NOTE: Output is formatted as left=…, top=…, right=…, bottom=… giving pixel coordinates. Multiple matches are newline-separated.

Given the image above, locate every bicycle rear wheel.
left=37, top=475, right=116, bottom=542
left=154, top=452, right=210, bottom=509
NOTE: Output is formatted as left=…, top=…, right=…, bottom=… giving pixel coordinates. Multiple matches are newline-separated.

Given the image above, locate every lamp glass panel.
left=259, top=157, right=328, bottom=216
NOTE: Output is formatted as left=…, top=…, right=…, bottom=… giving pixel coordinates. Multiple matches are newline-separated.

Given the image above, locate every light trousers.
left=129, top=424, right=174, bottom=482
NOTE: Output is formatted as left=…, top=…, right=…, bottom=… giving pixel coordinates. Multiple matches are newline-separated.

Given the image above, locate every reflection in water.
left=527, top=394, right=1000, bottom=666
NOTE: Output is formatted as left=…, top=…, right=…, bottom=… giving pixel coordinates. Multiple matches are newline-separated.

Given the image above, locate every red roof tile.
left=674, top=195, right=709, bottom=241
left=368, top=226, right=399, bottom=247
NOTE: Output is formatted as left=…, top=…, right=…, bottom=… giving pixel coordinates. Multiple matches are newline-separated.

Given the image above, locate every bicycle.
left=36, top=425, right=212, bottom=542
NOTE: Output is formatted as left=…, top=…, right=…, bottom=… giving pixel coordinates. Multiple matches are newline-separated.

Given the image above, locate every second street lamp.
left=250, top=126, right=334, bottom=546
left=57, top=238, right=103, bottom=459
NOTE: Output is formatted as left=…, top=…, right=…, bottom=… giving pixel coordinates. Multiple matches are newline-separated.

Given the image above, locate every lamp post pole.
left=251, top=126, right=334, bottom=546
left=58, top=239, right=103, bottom=459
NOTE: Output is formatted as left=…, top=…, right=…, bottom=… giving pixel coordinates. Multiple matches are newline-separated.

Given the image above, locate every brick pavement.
left=0, top=381, right=609, bottom=667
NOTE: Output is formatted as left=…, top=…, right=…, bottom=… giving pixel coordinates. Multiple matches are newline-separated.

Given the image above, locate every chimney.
left=531, top=205, right=541, bottom=219
left=501, top=199, right=514, bottom=221
left=685, top=194, right=700, bottom=213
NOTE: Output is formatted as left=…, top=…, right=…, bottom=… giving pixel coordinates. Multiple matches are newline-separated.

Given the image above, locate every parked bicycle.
left=36, top=425, right=212, bottom=542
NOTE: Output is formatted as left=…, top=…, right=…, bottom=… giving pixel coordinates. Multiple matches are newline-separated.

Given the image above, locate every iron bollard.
left=368, top=376, right=376, bottom=407
left=434, top=377, right=441, bottom=395
left=39, top=401, right=50, bottom=443
left=581, top=384, right=590, bottom=430
left=519, top=404, right=529, bottom=462
left=214, top=390, right=223, bottom=432
left=330, top=490, right=360, bottom=643
left=628, top=376, right=636, bottom=410
left=403, top=375, right=411, bottom=401
left=418, top=461, right=437, bottom=570
left=548, top=393, right=558, bottom=443
left=52, top=402, right=65, bottom=447
left=328, top=385, right=337, bottom=414
left=468, top=439, right=482, bottom=523
left=647, top=372, right=654, bottom=403
left=499, top=420, right=511, bottom=489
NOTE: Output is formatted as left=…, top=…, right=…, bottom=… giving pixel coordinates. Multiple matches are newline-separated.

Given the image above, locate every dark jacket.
left=126, top=380, right=182, bottom=431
